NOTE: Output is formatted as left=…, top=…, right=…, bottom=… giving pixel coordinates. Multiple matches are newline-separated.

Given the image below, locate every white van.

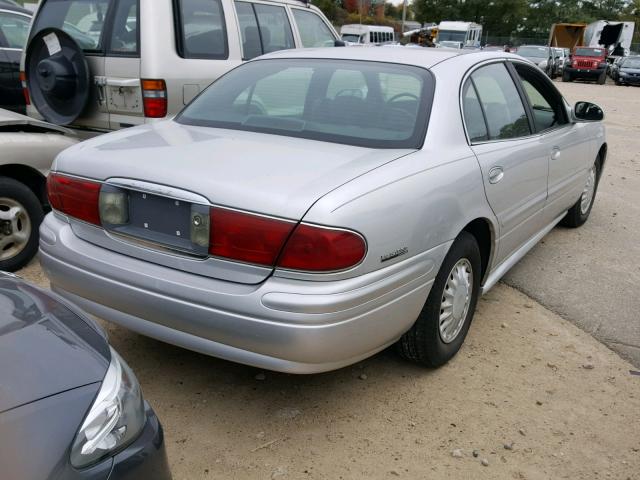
left=436, top=21, right=482, bottom=49
left=340, top=24, right=394, bottom=45
left=20, top=0, right=339, bottom=133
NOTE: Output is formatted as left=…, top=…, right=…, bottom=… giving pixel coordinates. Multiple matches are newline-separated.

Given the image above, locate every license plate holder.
left=108, top=190, right=209, bottom=256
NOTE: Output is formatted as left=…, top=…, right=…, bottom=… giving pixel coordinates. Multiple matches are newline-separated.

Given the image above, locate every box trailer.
left=548, top=23, right=587, bottom=50
left=585, top=21, right=635, bottom=56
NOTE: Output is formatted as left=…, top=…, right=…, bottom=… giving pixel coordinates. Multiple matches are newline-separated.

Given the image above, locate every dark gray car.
left=0, top=272, right=172, bottom=480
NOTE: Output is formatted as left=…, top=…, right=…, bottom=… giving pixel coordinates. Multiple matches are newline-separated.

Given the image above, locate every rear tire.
left=562, top=71, right=572, bottom=82
left=0, top=177, right=44, bottom=272
left=561, top=157, right=600, bottom=228
left=397, top=232, right=481, bottom=367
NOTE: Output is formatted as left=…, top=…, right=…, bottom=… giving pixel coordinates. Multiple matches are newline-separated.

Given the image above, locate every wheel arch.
left=596, top=142, right=607, bottom=178
left=460, top=217, right=496, bottom=285
left=0, top=165, right=48, bottom=208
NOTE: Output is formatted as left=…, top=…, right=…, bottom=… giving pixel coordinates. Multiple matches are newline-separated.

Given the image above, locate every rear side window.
left=235, top=2, right=293, bottom=60
left=292, top=9, right=334, bottom=48
left=174, top=0, right=228, bottom=59
left=107, top=0, right=138, bottom=55
left=32, top=0, right=110, bottom=52
left=471, top=63, right=530, bottom=141
left=462, top=79, right=488, bottom=142
left=0, top=12, right=30, bottom=49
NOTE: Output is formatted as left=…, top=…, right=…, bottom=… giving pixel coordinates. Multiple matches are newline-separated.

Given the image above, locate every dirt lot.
left=17, top=80, right=640, bottom=479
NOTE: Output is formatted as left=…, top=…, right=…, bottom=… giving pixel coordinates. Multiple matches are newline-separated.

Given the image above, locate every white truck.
left=435, top=21, right=482, bottom=49
left=585, top=20, right=635, bottom=57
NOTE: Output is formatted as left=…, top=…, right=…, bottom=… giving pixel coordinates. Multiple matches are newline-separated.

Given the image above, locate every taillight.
left=209, top=208, right=295, bottom=266
left=278, top=224, right=366, bottom=272
left=141, top=79, right=167, bottom=118
left=19, top=71, right=30, bottom=105
left=47, top=173, right=101, bottom=225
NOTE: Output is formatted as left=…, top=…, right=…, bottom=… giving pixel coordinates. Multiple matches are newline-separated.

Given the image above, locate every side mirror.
left=334, top=40, right=346, bottom=47
left=573, top=101, right=604, bottom=122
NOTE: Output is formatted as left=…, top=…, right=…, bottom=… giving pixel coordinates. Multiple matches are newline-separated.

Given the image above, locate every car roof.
left=259, top=46, right=494, bottom=69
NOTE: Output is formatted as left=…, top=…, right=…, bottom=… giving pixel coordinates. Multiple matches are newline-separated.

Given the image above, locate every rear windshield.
left=575, top=48, right=604, bottom=57
left=176, top=59, right=434, bottom=149
left=32, top=0, right=111, bottom=51
left=517, top=46, right=548, bottom=58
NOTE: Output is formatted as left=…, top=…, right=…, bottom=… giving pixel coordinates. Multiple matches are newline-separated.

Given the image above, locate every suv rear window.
left=177, top=58, right=434, bottom=149
left=32, top=0, right=111, bottom=52
left=174, top=0, right=228, bottom=59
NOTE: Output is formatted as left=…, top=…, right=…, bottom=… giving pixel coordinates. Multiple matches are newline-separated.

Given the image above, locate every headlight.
left=619, top=71, right=627, bottom=76
left=539, top=60, right=548, bottom=68
left=70, top=348, right=145, bottom=468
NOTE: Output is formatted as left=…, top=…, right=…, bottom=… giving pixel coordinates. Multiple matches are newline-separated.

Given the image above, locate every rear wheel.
left=561, top=158, right=600, bottom=228
left=397, top=232, right=481, bottom=367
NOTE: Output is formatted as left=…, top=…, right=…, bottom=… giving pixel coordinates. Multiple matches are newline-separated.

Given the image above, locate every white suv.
left=21, top=0, right=339, bottom=133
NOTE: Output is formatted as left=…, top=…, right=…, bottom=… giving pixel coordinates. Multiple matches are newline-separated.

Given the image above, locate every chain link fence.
left=485, top=36, right=640, bottom=54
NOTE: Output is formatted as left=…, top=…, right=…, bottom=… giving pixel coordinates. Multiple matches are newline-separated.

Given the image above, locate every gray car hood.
left=55, top=120, right=414, bottom=219
left=0, top=275, right=110, bottom=413
left=0, top=108, right=74, bottom=135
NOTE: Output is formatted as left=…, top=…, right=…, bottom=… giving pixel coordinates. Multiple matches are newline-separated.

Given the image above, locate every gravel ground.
left=15, top=79, right=640, bottom=480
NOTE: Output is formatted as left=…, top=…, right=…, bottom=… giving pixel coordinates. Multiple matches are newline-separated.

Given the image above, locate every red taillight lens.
left=19, top=71, right=30, bottom=105
left=278, top=224, right=366, bottom=272
left=47, top=173, right=101, bottom=225
left=141, top=79, right=167, bottom=118
left=209, top=208, right=295, bottom=266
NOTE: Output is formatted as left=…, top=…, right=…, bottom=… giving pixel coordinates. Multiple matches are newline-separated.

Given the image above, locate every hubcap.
left=580, top=166, right=597, bottom=215
left=0, top=198, right=31, bottom=261
left=439, top=258, right=473, bottom=344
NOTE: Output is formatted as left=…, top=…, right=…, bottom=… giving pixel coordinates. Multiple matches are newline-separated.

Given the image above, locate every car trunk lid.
left=54, top=120, right=414, bottom=283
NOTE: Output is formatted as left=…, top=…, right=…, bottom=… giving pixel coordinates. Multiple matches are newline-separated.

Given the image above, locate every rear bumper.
left=40, top=214, right=442, bottom=373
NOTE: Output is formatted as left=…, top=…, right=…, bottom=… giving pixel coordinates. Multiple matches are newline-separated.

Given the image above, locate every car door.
left=511, top=61, right=591, bottom=224
left=0, top=9, right=30, bottom=113
left=462, top=62, right=548, bottom=266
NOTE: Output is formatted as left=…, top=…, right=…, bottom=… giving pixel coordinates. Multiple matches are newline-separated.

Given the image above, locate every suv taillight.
left=141, top=79, right=167, bottom=118
left=47, top=173, right=101, bottom=225
left=19, top=71, right=30, bottom=105
left=209, top=208, right=367, bottom=271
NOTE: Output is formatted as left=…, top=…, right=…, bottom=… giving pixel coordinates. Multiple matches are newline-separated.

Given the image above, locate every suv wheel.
left=0, top=178, right=44, bottom=272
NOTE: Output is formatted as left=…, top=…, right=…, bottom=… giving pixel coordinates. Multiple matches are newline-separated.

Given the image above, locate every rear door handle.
left=551, top=147, right=561, bottom=160
left=488, top=166, right=504, bottom=184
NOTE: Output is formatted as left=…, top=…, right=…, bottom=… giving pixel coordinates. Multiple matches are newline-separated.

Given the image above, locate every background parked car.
left=614, top=55, right=640, bottom=86
left=563, top=46, right=608, bottom=84
left=0, top=272, right=172, bottom=480
left=516, top=45, right=559, bottom=78
left=553, top=47, right=569, bottom=75
left=21, top=0, right=339, bottom=132
left=39, top=48, right=606, bottom=374
left=0, top=3, right=30, bottom=113
left=0, top=108, right=77, bottom=271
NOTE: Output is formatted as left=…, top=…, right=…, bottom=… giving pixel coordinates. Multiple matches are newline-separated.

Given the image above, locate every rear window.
left=174, top=0, right=228, bottom=59
left=0, top=11, right=31, bottom=49
left=176, top=59, right=434, bottom=149
left=517, top=46, right=548, bottom=58
left=292, top=9, right=335, bottom=48
left=575, top=48, right=604, bottom=57
left=32, top=0, right=111, bottom=51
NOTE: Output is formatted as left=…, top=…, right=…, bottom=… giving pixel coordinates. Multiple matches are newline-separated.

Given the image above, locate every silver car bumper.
left=40, top=214, right=445, bottom=373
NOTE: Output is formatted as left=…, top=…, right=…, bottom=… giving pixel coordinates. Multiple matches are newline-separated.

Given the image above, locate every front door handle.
left=551, top=147, right=561, bottom=160
left=488, top=166, right=504, bottom=184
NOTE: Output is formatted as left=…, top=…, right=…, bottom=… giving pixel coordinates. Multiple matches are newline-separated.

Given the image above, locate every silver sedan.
left=39, top=48, right=606, bottom=373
